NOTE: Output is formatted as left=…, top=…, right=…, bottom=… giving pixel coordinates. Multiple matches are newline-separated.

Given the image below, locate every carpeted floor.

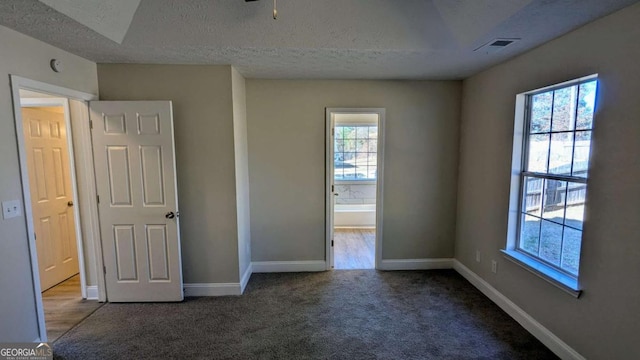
left=53, top=270, right=557, bottom=359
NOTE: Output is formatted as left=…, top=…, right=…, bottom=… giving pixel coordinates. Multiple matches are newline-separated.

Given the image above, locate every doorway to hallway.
left=326, top=108, right=385, bottom=270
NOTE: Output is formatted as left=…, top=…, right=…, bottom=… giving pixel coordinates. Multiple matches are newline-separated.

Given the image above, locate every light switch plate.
left=2, top=200, right=22, bottom=219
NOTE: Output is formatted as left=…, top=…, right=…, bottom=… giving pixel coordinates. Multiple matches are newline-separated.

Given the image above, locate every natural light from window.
left=518, top=79, right=597, bottom=277
left=334, top=125, right=378, bottom=181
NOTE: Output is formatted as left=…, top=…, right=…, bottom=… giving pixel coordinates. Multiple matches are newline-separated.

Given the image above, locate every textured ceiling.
left=37, top=0, right=141, bottom=44
left=1, top=0, right=638, bottom=79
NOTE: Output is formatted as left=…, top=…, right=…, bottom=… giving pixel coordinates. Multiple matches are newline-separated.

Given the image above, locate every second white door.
left=22, top=106, right=79, bottom=291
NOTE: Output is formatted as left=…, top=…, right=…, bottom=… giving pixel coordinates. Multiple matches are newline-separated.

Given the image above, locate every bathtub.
left=334, top=204, right=376, bottom=227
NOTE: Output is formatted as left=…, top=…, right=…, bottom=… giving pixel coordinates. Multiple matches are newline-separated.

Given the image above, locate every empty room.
left=0, top=1, right=638, bottom=359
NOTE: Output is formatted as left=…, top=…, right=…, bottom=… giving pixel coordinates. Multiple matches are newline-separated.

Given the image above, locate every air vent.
left=474, top=38, right=520, bottom=54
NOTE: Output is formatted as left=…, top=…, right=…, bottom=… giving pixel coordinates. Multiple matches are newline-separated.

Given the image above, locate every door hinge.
left=331, top=128, right=334, bottom=136
left=96, top=195, right=100, bottom=204
left=331, top=240, right=334, bottom=247
left=89, top=120, right=93, bottom=130
left=103, top=265, right=106, bottom=274
left=331, top=184, right=334, bottom=192
left=34, top=233, right=37, bottom=241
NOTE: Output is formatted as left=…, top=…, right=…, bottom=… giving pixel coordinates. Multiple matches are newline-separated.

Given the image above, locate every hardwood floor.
left=334, top=228, right=375, bottom=269
left=42, top=274, right=103, bottom=342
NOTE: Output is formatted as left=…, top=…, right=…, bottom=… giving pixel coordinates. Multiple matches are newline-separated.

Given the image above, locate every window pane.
left=519, top=214, right=540, bottom=255
left=355, top=152, right=368, bottom=167
left=343, top=166, right=356, bottom=180
left=530, top=91, right=552, bottom=133
left=540, top=220, right=563, bottom=265
left=551, top=86, right=577, bottom=132
left=522, top=177, right=543, bottom=217
left=334, top=166, right=344, bottom=180
left=343, top=126, right=356, bottom=139
left=356, top=126, right=369, bottom=139
left=565, top=182, right=586, bottom=230
left=343, top=139, right=356, bottom=152
left=368, top=139, right=378, bottom=152
left=356, top=139, right=368, bottom=152
left=561, top=227, right=582, bottom=275
left=527, top=134, right=550, bottom=173
left=368, top=165, right=377, bottom=179
left=549, top=133, right=573, bottom=175
left=572, top=131, right=591, bottom=177
left=576, top=81, right=597, bottom=130
left=368, top=152, right=377, bottom=166
left=369, top=126, right=378, bottom=139
left=342, top=151, right=355, bottom=164
left=542, top=179, right=566, bottom=224
left=335, top=127, right=345, bottom=139
left=335, top=139, right=344, bottom=152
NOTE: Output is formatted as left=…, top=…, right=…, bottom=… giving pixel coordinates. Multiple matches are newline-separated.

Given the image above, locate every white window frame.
left=503, top=74, right=598, bottom=298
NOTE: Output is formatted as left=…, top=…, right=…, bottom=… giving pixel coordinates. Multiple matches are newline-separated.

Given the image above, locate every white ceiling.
left=1, top=0, right=637, bottom=79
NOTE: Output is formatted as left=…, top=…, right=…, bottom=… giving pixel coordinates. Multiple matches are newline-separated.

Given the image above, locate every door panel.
left=90, top=101, right=182, bottom=302
left=22, top=107, right=80, bottom=291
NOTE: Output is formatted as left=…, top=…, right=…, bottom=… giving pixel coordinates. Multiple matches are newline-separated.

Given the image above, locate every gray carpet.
left=53, top=270, right=557, bottom=359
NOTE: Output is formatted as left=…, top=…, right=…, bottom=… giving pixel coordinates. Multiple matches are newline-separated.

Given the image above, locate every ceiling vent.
left=474, top=38, right=520, bottom=54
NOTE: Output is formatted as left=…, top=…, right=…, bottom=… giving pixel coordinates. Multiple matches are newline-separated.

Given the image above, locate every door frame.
left=10, top=75, right=104, bottom=342
left=325, top=108, right=385, bottom=270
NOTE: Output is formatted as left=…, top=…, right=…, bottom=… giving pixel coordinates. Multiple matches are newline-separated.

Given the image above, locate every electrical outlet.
left=491, top=260, right=498, bottom=274
left=2, top=200, right=22, bottom=219
left=475, top=250, right=481, bottom=263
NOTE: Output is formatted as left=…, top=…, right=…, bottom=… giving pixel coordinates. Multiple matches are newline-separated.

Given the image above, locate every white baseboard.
left=184, top=282, right=241, bottom=296
left=240, top=263, right=253, bottom=294
left=379, top=258, right=454, bottom=270
left=452, top=260, right=585, bottom=360
left=85, top=286, right=99, bottom=300
left=252, top=260, right=326, bottom=273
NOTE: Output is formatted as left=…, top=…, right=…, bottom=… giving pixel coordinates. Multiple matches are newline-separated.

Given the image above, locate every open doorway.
left=11, top=76, right=106, bottom=343
left=326, top=108, right=385, bottom=270
left=17, top=91, right=103, bottom=342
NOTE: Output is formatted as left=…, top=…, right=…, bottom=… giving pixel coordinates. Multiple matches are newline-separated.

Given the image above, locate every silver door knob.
left=165, top=211, right=175, bottom=219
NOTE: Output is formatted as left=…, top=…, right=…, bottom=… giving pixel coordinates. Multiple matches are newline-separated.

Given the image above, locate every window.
left=334, top=125, right=377, bottom=181
left=507, top=76, right=597, bottom=291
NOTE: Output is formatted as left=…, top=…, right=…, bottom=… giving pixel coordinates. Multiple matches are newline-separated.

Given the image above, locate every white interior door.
left=90, top=101, right=183, bottom=302
left=22, top=106, right=80, bottom=291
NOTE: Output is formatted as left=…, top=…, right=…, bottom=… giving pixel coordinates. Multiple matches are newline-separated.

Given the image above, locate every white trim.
left=379, top=258, right=454, bottom=271
left=86, top=286, right=99, bottom=300
left=325, top=108, right=385, bottom=271
left=10, top=76, right=99, bottom=342
left=240, top=263, right=253, bottom=294
left=502, top=250, right=581, bottom=297
left=453, top=260, right=586, bottom=360
left=13, top=76, right=96, bottom=101
left=183, top=283, right=242, bottom=296
left=251, top=261, right=327, bottom=273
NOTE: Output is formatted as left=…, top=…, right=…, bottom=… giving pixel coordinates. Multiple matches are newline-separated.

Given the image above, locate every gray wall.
left=98, top=64, right=241, bottom=283
left=455, top=3, right=640, bottom=359
left=0, top=25, right=98, bottom=341
left=231, top=67, right=252, bottom=279
left=247, top=80, right=461, bottom=262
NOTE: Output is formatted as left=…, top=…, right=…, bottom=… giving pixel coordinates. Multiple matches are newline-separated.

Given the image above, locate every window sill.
left=335, top=180, right=377, bottom=185
left=501, top=249, right=582, bottom=298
